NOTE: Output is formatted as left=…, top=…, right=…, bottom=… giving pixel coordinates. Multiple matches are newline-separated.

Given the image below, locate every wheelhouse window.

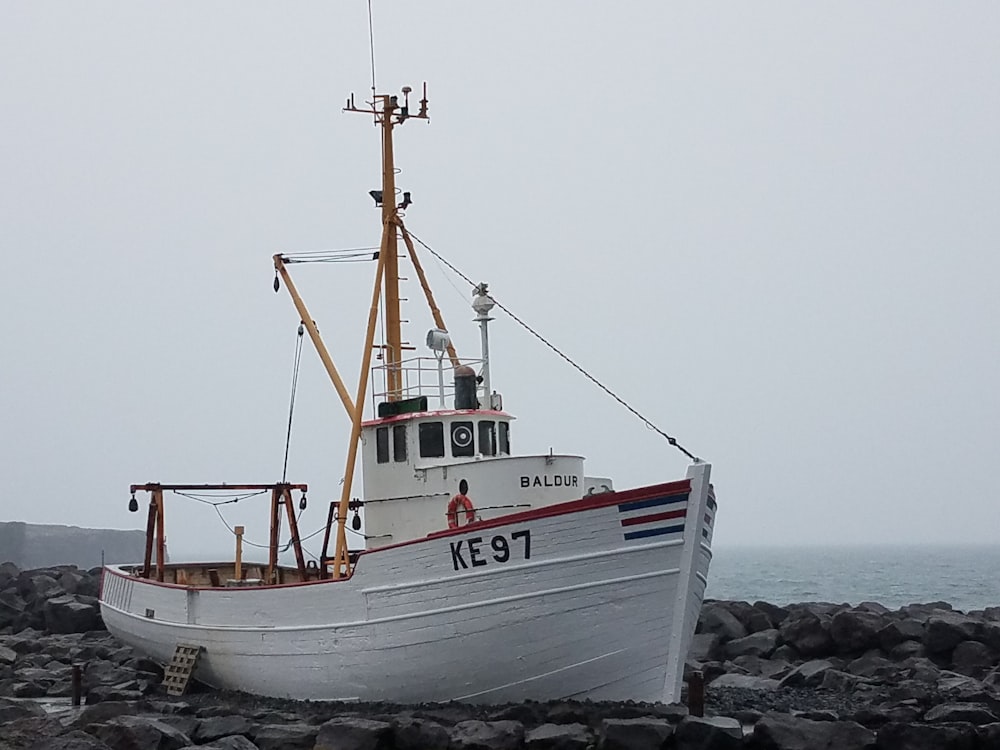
left=376, top=427, right=390, bottom=464
left=478, top=420, right=496, bottom=456
left=451, top=421, right=475, bottom=457
left=498, top=421, right=511, bottom=455
left=419, top=421, right=445, bottom=458
left=393, top=424, right=408, bottom=462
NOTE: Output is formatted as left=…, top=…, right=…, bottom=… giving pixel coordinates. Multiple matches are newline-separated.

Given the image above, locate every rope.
left=282, top=324, right=305, bottom=482
left=404, top=230, right=701, bottom=462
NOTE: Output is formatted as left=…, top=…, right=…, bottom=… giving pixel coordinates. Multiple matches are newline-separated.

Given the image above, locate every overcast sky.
left=1, top=3, right=998, bottom=558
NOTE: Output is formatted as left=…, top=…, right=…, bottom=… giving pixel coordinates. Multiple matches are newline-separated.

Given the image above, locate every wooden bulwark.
left=162, top=643, right=203, bottom=696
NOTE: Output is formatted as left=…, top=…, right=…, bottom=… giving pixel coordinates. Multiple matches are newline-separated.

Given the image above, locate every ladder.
left=162, top=643, right=202, bottom=696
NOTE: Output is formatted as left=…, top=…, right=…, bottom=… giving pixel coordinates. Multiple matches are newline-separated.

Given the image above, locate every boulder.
left=195, top=715, right=255, bottom=743
left=313, top=717, right=394, bottom=750
left=69, top=700, right=138, bottom=727
left=747, top=609, right=775, bottom=633
left=819, top=669, right=868, bottom=692
left=251, top=724, right=318, bottom=750
left=950, top=640, right=995, bottom=677
left=876, top=720, right=977, bottom=749
left=391, top=717, right=453, bottom=750
left=523, top=722, right=593, bottom=750
left=778, top=659, right=835, bottom=688
left=889, top=640, right=925, bottom=661
left=198, top=738, right=260, bottom=750
left=90, top=715, right=191, bottom=750
left=449, top=720, right=524, bottom=750
left=878, top=618, right=925, bottom=651
left=724, top=629, right=779, bottom=659
left=674, top=715, right=743, bottom=749
left=0, top=696, right=46, bottom=723
left=779, top=613, right=834, bottom=657
left=923, top=702, right=999, bottom=725
left=43, top=595, right=101, bottom=634
left=752, top=713, right=875, bottom=750
left=730, top=655, right=789, bottom=679
left=847, top=652, right=894, bottom=678
left=689, top=632, right=722, bottom=662
left=599, top=718, right=674, bottom=750
left=0, top=644, right=17, bottom=665
left=699, top=603, right=748, bottom=642
left=831, top=610, right=885, bottom=653
left=753, top=601, right=790, bottom=626
left=978, top=723, right=1000, bottom=746
left=923, top=613, right=980, bottom=654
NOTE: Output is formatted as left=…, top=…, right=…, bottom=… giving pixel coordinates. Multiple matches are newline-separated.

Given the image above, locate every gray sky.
left=2, top=3, right=998, bottom=558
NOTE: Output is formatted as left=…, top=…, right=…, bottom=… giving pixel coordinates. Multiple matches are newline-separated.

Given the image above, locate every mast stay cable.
left=405, top=230, right=701, bottom=463
left=282, top=323, right=306, bottom=482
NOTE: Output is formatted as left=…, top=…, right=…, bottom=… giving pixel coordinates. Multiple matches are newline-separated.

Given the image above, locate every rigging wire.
left=404, top=230, right=701, bottom=462
left=282, top=324, right=306, bottom=482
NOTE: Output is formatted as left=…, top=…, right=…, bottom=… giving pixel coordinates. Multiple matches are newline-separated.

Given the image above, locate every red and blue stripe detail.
left=618, top=492, right=688, bottom=541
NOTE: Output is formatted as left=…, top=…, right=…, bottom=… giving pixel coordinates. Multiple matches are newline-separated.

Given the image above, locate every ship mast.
left=346, top=84, right=429, bottom=400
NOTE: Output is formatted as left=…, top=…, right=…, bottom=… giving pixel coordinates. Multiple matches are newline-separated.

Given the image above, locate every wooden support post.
left=154, top=488, right=165, bottom=583
left=687, top=670, right=705, bottom=717
left=234, top=526, right=244, bottom=581
left=71, top=664, right=82, bottom=706
left=282, top=488, right=307, bottom=580
left=267, top=487, right=281, bottom=584
left=142, top=494, right=157, bottom=579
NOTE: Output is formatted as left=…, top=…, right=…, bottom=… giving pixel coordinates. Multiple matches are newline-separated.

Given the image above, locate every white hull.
left=100, top=464, right=714, bottom=703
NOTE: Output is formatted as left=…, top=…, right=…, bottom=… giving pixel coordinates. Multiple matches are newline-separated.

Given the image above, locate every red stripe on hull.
left=620, top=508, right=687, bottom=527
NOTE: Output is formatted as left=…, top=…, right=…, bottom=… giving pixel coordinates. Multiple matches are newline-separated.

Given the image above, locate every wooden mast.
left=380, top=95, right=403, bottom=401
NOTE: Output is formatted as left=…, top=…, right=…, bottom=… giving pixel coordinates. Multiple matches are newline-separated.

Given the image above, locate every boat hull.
left=100, top=464, right=714, bottom=703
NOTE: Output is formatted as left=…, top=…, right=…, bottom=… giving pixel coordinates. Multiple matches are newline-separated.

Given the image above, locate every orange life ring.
left=447, top=494, right=476, bottom=529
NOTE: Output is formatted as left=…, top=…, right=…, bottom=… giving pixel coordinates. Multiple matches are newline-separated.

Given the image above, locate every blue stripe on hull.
left=623, top=524, right=685, bottom=541
left=617, top=493, right=690, bottom=513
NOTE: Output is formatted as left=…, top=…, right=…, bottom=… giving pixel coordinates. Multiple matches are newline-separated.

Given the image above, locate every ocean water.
left=703, top=544, right=1000, bottom=613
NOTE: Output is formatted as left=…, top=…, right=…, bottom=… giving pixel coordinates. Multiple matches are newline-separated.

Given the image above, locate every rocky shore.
left=3, top=562, right=1000, bottom=749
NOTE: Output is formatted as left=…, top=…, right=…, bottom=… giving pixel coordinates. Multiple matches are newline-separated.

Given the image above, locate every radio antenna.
left=367, top=0, right=377, bottom=103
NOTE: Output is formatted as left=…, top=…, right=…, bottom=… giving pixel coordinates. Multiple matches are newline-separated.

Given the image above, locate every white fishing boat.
left=99, top=83, right=717, bottom=704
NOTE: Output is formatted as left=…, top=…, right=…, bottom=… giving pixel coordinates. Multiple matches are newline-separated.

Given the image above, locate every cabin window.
left=376, top=427, right=390, bottom=464
left=419, top=421, right=445, bottom=458
left=393, top=424, right=407, bottom=462
left=451, top=421, right=475, bottom=457
left=478, top=420, right=496, bottom=456
left=498, top=421, right=511, bottom=455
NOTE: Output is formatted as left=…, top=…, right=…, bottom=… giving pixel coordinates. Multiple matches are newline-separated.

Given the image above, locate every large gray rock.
left=599, top=718, right=674, bottom=750
left=675, top=715, right=743, bottom=749
left=197, top=738, right=260, bottom=750
left=689, top=632, right=722, bottom=662
left=449, top=720, right=524, bottom=750
left=392, top=717, right=450, bottom=750
left=846, top=651, right=893, bottom=678
left=950, top=640, right=994, bottom=677
left=923, top=613, right=980, bottom=654
left=699, top=603, right=748, bottom=642
left=778, top=659, right=835, bottom=688
left=0, top=644, right=17, bottom=665
left=753, top=712, right=875, bottom=750
left=878, top=618, right=925, bottom=651
left=69, top=700, right=139, bottom=727
left=314, top=717, right=394, bottom=750
left=43, top=594, right=101, bottom=634
left=724, top=629, right=779, bottom=659
left=195, top=715, right=255, bottom=743
left=831, top=609, right=884, bottom=653
left=923, top=702, right=999, bottom=725
left=524, top=722, right=593, bottom=750
left=779, top=613, right=834, bottom=657
left=251, top=723, right=318, bottom=750
left=876, top=721, right=977, bottom=749
left=90, top=715, right=191, bottom=750
left=0, top=696, right=46, bottom=722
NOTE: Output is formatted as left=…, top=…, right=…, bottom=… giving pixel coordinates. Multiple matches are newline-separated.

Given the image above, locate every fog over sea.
left=704, top=544, right=1000, bottom=613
